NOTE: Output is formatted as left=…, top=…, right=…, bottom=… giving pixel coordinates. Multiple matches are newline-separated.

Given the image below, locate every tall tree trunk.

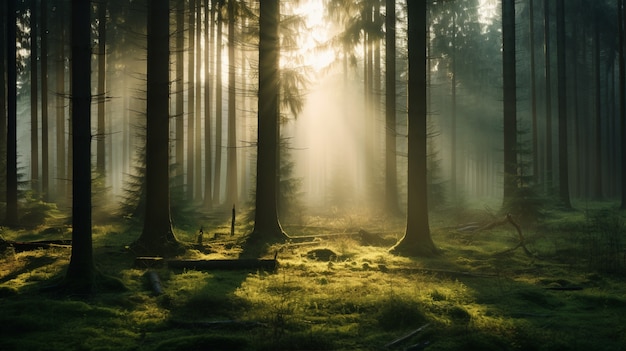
left=96, top=0, right=106, bottom=177
left=194, top=0, right=202, bottom=201
left=175, top=0, right=184, bottom=183
left=203, top=0, right=213, bottom=209
left=213, top=3, right=223, bottom=205
left=134, top=0, right=180, bottom=257
left=247, top=0, right=287, bottom=245
left=55, top=0, right=66, bottom=204
left=41, top=0, right=49, bottom=201
left=384, top=0, right=399, bottom=215
left=556, top=0, right=571, bottom=208
left=6, top=0, right=18, bottom=226
left=502, top=0, right=518, bottom=207
left=544, top=0, right=553, bottom=192
left=450, top=6, right=457, bottom=202
left=529, top=0, right=539, bottom=184
left=226, top=0, right=238, bottom=207
left=594, top=11, right=603, bottom=199
left=186, top=0, right=196, bottom=199
left=0, top=0, right=6, bottom=204
left=31, top=0, right=40, bottom=194
left=65, top=0, right=95, bottom=293
left=390, top=0, right=437, bottom=257
left=617, top=0, right=626, bottom=210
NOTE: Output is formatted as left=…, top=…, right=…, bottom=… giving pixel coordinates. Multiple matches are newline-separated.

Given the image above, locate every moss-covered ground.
left=1, top=205, right=625, bottom=350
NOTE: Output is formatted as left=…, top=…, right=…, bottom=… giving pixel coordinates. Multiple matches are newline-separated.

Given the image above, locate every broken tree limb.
left=1, top=239, right=72, bottom=253
left=167, top=258, right=278, bottom=271
left=384, top=323, right=430, bottom=349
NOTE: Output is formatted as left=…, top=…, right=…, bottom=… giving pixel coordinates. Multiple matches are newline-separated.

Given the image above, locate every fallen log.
left=1, top=239, right=72, bottom=253
left=167, top=258, right=278, bottom=271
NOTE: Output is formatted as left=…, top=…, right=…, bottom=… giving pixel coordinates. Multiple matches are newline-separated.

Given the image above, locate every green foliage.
left=581, top=210, right=626, bottom=275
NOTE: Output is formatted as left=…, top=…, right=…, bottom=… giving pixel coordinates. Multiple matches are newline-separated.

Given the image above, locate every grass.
left=1, top=206, right=625, bottom=350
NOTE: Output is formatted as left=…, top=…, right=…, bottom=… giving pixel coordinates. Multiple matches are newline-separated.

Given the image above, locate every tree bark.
left=65, top=0, right=95, bottom=293
left=55, top=0, right=66, bottom=204
left=529, top=0, right=539, bottom=184
left=390, top=0, right=437, bottom=257
left=556, top=0, right=571, bottom=208
left=96, top=0, right=107, bottom=177
left=194, top=0, right=202, bottom=201
left=133, top=0, right=181, bottom=257
left=247, top=0, right=288, bottom=246
left=544, top=0, right=553, bottom=192
left=31, top=0, right=40, bottom=194
left=620, top=0, right=626, bottom=209
left=41, top=0, right=49, bottom=201
left=175, top=0, right=185, bottom=183
left=226, top=0, right=238, bottom=208
left=203, top=0, right=214, bottom=209
left=213, top=2, right=223, bottom=205
left=385, top=0, right=399, bottom=215
left=186, top=0, right=196, bottom=199
left=5, top=0, right=18, bottom=226
left=502, top=0, right=518, bottom=207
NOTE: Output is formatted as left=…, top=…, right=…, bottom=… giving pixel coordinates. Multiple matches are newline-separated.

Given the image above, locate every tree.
left=213, top=0, right=224, bottom=205
left=384, top=0, right=400, bottom=215
left=617, top=0, right=626, bottom=210
left=41, top=0, right=49, bottom=200
left=63, top=0, right=96, bottom=293
left=203, top=0, right=214, bottom=209
left=246, top=0, right=288, bottom=247
left=5, top=0, right=18, bottom=227
left=556, top=0, right=571, bottom=208
left=186, top=0, right=196, bottom=199
left=390, top=0, right=437, bottom=257
left=31, top=0, right=39, bottom=194
left=543, top=0, right=553, bottom=191
left=529, top=0, right=539, bottom=184
left=96, top=0, right=107, bottom=177
left=132, top=0, right=181, bottom=257
left=502, top=0, right=517, bottom=207
left=225, top=0, right=238, bottom=208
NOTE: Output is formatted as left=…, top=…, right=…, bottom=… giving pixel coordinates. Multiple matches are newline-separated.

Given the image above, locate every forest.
left=0, top=0, right=625, bottom=350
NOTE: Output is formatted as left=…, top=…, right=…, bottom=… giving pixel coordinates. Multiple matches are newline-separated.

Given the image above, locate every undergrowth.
left=0, top=207, right=625, bottom=350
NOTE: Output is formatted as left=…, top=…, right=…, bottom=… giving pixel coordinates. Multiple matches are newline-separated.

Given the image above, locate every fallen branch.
left=1, top=239, right=72, bottom=253
left=167, top=258, right=278, bottom=271
left=384, top=323, right=430, bottom=349
left=169, top=319, right=267, bottom=330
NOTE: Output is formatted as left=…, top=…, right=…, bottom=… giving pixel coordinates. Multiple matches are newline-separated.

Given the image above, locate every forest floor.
left=0, top=204, right=625, bottom=350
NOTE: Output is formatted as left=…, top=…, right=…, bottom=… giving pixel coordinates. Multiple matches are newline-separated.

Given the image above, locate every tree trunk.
left=620, top=0, right=626, bottom=209
left=96, top=0, right=107, bottom=177
left=0, top=0, right=6, bottom=204
left=247, top=0, right=288, bottom=246
left=55, top=1, right=66, bottom=204
left=226, top=0, right=238, bottom=208
left=133, top=0, right=181, bottom=257
left=41, top=0, right=49, bottom=201
left=31, top=0, right=40, bottom=194
left=194, top=0, right=202, bottom=201
left=390, top=0, right=437, bottom=257
left=529, top=0, right=539, bottom=184
left=450, top=5, right=458, bottom=202
left=384, top=0, right=399, bottom=215
left=556, top=0, right=571, bottom=208
left=5, top=0, right=18, bottom=226
left=203, top=0, right=213, bottom=209
left=175, top=0, right=184, bottom=183
left=594, top=11, right=603, bottom=199
left=502, top=0, right=518, bottom=207
left=65, top=0, right=95, bottom=293
left=186, top=0, right=196, bottom=199
left=213, top=3, right=223, bottom=205
left=544, top=0, right=553, bottom=192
